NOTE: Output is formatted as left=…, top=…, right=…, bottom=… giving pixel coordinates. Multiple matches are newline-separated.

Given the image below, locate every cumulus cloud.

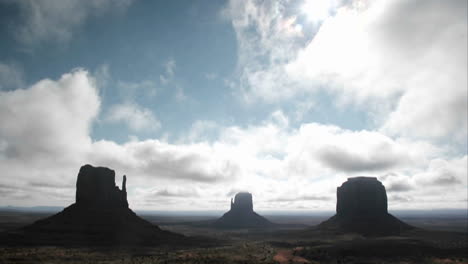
left=292, top=124, right=438, bottom=174
left=0, top=69, right=99, bottom=205
left=379, top=172, right=414, bottom=193
left=0, top=68, right=465, bottom=210
left=414, top=156, right=467, bottom=187
left=89, top=139, right=241, bottom=184
left=380, top=156, right=467, bottom=208
left=105, top=102, right=161, bottom=132
left=317, top=144, right=400, bottom=172
left=0, top=70, right=238, bottom=207
left=381, top=76, right=467, bottom=140
left=226, top=0, right=467, bottom=141
left=0, top=69, right=99, bottom=163
left=290, top=0, right=467, bottom=142
left=10, top=0, right=133, bottom=45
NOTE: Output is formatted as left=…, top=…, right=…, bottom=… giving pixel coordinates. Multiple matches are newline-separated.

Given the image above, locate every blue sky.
left=0, top=0, right=466, bottom=211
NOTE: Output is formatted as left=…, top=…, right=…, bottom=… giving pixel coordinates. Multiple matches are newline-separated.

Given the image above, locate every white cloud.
left=0, top=69, right=99, bottom=205
left=301, top=0, right=341, bottom=23
left=89, top=139, right=241, bottom=184
left=3, top=0, right=466, bottom=211
left=173, top=113, right=451, bottom=210
left=381, top=73, right=467, bottom=140
left=288, top=0, right=467, bottom=113
left=218, top=0, right=467, bottom=209
left=381, top=156, right=467, bottom=208
left=0, top=69, right=99, bottom=163
left=105, top=102, right=161, bottom=132
left=12, top=0, right=133, bottom=45
left=226, top=0, right=467, bottom=141
left=0, top=70, right=239, bottom=207
left=414, top=156, right=467, bottom=187
left=288, top=124, right=441, bottom=175
left=0, top=69, right=465, bottom=210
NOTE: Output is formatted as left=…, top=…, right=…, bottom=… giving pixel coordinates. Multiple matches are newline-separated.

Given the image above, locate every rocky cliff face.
left=214, top=192, right=273, bottom=228
left=75, top=164, right=128, bottom=208
left=319, top=177, right=412, bottom=236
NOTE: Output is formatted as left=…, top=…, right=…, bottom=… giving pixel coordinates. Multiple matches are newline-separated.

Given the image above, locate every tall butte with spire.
left=318, top=176, right=413, bottom=236
left=214, top=192, right=273, bottom=228
left=75, top=165, right=128, bottom=208
left=3, top=164, right=183, bottom=246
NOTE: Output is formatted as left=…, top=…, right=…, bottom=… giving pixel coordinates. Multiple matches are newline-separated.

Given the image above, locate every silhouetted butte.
left=214, top=192, right=273, bottom=228
left=318, top=177, right=412, bottom=236
left=2, top=164, right=184, bottom=246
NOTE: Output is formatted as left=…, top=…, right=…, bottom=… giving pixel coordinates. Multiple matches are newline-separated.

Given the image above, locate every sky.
left=0, top=0, right=466, bottom=212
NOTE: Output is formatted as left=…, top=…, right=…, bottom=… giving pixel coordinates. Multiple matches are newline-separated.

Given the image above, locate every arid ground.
left=0, top=209, right=466, bottom=264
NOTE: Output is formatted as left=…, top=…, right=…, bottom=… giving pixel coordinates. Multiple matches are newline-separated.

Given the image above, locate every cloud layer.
left=227, top=0, right=467, bottom=142
left=0, top=68, right=465, bottom=210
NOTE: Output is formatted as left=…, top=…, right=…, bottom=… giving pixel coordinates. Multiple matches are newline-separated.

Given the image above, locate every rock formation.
left=2, top=164, right=184, bottom=246
left=214, top=192, right=273, bottom=228
left=336, top=176, right=388, bottom=218
left=318, top=177, right=412, bottom=236
left=230, top=192, right=254, bottom=212
left=75, top=165, right=128, bottom=208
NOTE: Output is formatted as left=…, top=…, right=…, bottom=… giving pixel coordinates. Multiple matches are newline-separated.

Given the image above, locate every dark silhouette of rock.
left=318, top=177, right=413, bottom=236
left=76, top=165, right=128, bottom=208
left=214, top=192, right=273, bottom=228
left=336, top=176, right=388, bottom=218
left=230, top=192, right=254, bottom=212
left=2, top=164, right=186, bottom=246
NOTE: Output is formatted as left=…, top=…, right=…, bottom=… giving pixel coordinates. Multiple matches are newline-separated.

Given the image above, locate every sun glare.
left=302, top=0, right=335, bottom=22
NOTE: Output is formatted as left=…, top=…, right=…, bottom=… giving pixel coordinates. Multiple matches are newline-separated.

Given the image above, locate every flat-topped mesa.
left=318, top=176, right=412, bottom=236
left=75, top=164, right=128, bottom=208
left=336, top=176, right=387, bottom=218
left=230, top=192, right=253, bottom=213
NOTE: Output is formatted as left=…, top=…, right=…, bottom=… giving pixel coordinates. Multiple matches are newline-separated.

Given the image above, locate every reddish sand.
left=273, top=248, right=310, bottom=264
